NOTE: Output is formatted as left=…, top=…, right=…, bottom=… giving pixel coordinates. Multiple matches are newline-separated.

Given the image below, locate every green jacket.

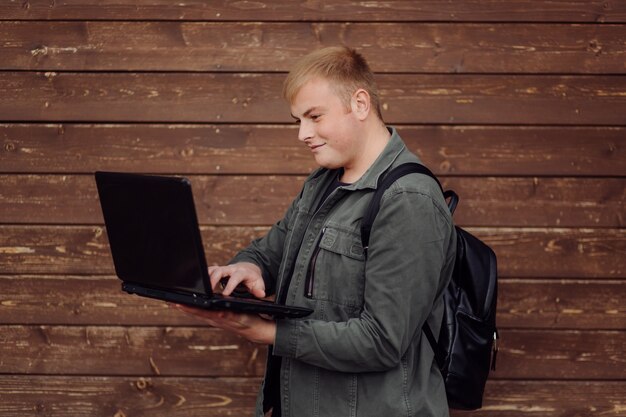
left=232, top=127, right=456, bottom=417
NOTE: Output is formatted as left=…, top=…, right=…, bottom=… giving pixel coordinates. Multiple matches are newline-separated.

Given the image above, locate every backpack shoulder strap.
left=359, top=161, right=453, bottom=370
left=360, top=162, right=442, bottom=255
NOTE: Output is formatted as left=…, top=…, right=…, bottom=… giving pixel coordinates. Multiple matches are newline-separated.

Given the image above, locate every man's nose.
left=298, top=121, right=313, bottom=142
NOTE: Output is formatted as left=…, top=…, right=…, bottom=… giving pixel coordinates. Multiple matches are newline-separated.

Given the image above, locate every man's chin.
left=316, top=159, right=341, bottom=170
left=312, top=152, right=337, bottom=168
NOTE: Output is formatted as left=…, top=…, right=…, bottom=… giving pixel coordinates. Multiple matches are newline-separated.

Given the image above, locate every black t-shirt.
left=316, top=169, right=350, bottom=211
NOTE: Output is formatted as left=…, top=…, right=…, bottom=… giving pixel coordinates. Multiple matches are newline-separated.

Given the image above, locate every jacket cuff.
left=273, top=319, right=300, bottom=358
left=228, top=252, right=258, bottom=267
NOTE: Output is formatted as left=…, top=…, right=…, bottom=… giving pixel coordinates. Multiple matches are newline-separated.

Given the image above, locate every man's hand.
left=209, top=262, right=266, bottom=299
left=173, top=262, right=275, bottom=344
left=173, top=304, right=276, bottom=345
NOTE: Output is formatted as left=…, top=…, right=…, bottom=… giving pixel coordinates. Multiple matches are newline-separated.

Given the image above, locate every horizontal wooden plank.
left=0, top=376, right=261, bottom=417
left=0, top=377, right=624, bottom=417
left=497, top=329, right=626, bottom=379
left=1, top=276, right=624, bottom=329
left=0, top=124, right=316, bottom=175
left=2, top=1, right=626, bottom=22
left=0, top=226, right=624, bottom=278
left=442, top=177, right=626, bottom=227
left=2, top=124, right=625, bottom=176
left=498, top=279, right=626, bottom=329
left=0, top=225, right=266, bottom=275
left=0, top=174, right=302, bottom=227
left=0, top=325, right=266, bottom=377
left=2, top=73, right=625, bottom=125
left=3, top=22, right=625, bottom=73
left=480, top=227, right=626, bottom=278
left=0, top=326, right=623, bottom=379
left=1, top=174, right=624, bottom=227
left=4, top=174, right=306, bottom=226
left=474, top=380, right=626, bottom=417
left=0, top=276, right=206, bottom=326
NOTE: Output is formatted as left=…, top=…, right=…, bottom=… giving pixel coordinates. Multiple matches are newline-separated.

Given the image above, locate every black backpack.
left=360, top=162, right=498, bottom=410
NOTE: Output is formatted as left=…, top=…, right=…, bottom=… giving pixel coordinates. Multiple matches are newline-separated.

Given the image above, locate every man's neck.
left=340, top=121, right=391, bottom=183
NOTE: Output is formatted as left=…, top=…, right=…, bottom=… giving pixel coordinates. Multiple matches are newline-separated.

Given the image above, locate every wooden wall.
left=1, top=1, right=625, bottom=415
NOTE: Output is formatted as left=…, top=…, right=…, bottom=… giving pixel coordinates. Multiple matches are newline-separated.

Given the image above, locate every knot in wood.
left=135, top=377, right=150, bottom=390
left=439, top=160, right=452, bottom=173
left=588, top=40, right=602, bottom=56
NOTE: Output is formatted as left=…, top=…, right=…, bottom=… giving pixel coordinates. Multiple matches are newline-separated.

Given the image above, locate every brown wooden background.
left=1, top=1, right=625, bottom=416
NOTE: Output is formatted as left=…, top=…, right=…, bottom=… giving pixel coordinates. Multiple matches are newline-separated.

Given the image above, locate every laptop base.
left=122, top=282, right=312, bottom=319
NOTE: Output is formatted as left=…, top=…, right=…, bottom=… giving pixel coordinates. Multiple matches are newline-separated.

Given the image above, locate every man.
left=177, top=46, right=456, bottom=417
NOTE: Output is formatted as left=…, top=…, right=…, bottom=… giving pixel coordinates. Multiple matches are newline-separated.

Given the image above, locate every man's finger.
left=208, top=266, right=232, bottom=289
left=221, top=272, right=245, bottom=296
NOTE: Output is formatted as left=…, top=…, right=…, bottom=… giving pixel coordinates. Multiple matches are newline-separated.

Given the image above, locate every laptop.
left=95, top=171, right=313, bottom=319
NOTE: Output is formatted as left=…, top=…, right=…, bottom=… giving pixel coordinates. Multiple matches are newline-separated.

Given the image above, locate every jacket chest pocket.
left=305, top=226, right=366, bottom=310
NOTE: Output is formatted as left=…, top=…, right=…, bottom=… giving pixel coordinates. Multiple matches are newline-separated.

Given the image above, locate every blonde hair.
left=282, top=46, right=383, bottom=120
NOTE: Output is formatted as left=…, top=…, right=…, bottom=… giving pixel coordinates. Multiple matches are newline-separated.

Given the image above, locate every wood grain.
left=1, top=1, right=623, bottom=415
left=1, top=377, right=624, bottom=417
left=2, top=1, right=625, bottom=22
left=1, top=174, right=624, bottom=227
left=473, top=380, right=626, bottom=417
left=2, top=124, right=624, bottom=176
left=479, top=227, right=626, bottom=278
left=1, top=276, right=624, bottom=329
left=497, top=329, right=626, bottom=379
left=2, top=73, right=625, bottom=124
left=0, top=326, right=623, bottom=379
left=0, top=325, right=266, bottom=377
left=0, top=225, right=267, bottom=275
left=0, top=376, right=260, bottom=417
left=497, top=279, right=626, bottom=329
left=0, top=226, right=624, bottom=278
left=3, top=22, right=625, bottom=73
left=0, top=174, right=304, bottom=227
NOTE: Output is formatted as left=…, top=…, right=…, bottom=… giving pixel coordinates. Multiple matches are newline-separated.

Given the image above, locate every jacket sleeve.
left=229, top=193, right=301, bottom=296
left=272, top=188, right=455, bottom=372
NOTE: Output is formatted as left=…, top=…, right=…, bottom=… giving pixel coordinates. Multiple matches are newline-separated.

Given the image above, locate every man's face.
left=290, top=78, right=362, bottom=172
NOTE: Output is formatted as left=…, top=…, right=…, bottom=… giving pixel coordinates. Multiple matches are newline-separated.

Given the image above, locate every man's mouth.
left=309, top=143, right=325, bottom=151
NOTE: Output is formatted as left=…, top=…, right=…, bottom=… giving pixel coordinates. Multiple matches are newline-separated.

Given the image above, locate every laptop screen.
left=96, top=172, right=209, bottom=295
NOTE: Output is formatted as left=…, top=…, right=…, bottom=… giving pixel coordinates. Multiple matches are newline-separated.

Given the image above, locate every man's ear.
left=351, top=88, right=371, bottom=121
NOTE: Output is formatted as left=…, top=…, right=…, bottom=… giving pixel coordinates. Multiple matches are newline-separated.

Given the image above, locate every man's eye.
left=311, top=115, right=320, bottom=121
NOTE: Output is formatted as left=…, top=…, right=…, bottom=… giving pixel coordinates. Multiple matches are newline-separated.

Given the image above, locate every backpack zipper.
left=490, top=329, right=499, bottom=371
left=304, top=227, right=326, bottom=298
